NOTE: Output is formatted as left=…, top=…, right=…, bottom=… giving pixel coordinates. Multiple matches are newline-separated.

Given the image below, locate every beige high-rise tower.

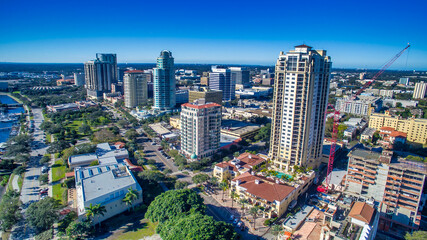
left=124, top=70, right=149, bottom=108
left=269, top=45, right=332, bottom=172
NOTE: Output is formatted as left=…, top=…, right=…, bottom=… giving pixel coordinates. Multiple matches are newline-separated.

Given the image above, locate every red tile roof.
left=182, top=102, right=221, bottom=109
left=349, top=202, right=374, bottom=224
left=390, top=131, right=407, bottom=138
left=65, top=172, right=75, bottom=178
left=295, top=44, right=312, bottom=48
left=233, top=172, right=295, bottom=202
left=380, top=126, right=395, bottom=132
left=236, top=152, right=266, bottom=167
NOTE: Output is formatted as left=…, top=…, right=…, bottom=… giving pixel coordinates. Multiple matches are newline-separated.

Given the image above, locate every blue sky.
left=0, top=0, right=426, bottom=69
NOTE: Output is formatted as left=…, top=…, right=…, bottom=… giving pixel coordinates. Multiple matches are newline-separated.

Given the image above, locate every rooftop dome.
left=191, top=153, right=197, bottom=159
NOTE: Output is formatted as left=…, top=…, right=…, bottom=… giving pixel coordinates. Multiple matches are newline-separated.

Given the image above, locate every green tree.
left=27, top=197, right=60, bottom=232
left=138, top=170, right=165, bottom=183
left=220, top=181, right=229, bottom=201
left=157, top=212, right=238, bottom=240
left=233, top=152, right=240, bottom=157
left=0, top=190, right=21, bottom=231
left=123, top=187, right=139, bottom=211
left=145, top=189, right=205, bottom=223
left=249, top=206, right=260, bottom=230
left=192, top=173, right=210, bottom=185
left=239, top=198, right=248, bottom=213
left=85, top=203, right=106, bottom=225
left=40, top=155, right=51, bottom=165
left=271, top=224, right=283, bottom=237
left=174, top=181, right=189, bottom=189
left=78, top=123, right=92, bottom=135
left=230, top=190, right=238, bottom=208
left=125, top=129, right=139, bottom=141
left=66, top=220, right=91, bottom=240
left=405, top=231, right=427, bottom=240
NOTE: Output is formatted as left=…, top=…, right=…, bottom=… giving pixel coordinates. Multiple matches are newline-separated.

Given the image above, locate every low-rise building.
left=213, top=152, right=266, bottom=181
left=169, top=115, right=180, bottom=129
left=378, top=126, right=407, bottom=149
left=75, top=163, right=143, bottom=225
left=47, top=103, right=79, bottom=113
left=360, top=127, right=377, bottom=142
left=335, top=96, right=382, bottom=116
left=221, top=119, right=260, bottom=140
left=369, top=111, right=427, bottom=144
left=68, top=143, right=129, bottom=169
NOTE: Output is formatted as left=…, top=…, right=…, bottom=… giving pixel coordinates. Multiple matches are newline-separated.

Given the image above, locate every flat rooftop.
left=149, top=123, right=171, bottom=135
left=349, top=149, right=381, bottom=160
left=283, top=205, right=314, bottom=231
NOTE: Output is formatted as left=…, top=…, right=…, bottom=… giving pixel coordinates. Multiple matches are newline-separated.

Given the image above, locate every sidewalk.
left=12, top=174, right=20, bottom=192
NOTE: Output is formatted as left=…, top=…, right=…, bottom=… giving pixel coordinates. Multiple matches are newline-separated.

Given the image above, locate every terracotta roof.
left=348, top=202, right=375, bottom=224
left=380, top=126, right=395, bottom=132
left=233, top=172, right=295, bottom=202
left=114, top=142, right=126, bottom=149
left=390, top=131, right=407, bottom=138
left=65, top=172, right=75, bottom=178
left=215, top=162, right=235, bottom=171
left=124, top=159, right=143, bottom=172
left=125, top=70, right=145, bottom=73
left=236, top=152, right=266, bottom=167
left=295, top=44, right=312, bottom=48
left=182, top=102, right=221, bottom=109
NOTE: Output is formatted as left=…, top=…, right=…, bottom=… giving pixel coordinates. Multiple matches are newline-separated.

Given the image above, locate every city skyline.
left=0, top=0, right=426, bottom=70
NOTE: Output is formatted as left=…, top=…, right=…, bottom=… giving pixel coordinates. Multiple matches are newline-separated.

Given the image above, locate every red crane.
left=317, top=44, right=411, bottom=193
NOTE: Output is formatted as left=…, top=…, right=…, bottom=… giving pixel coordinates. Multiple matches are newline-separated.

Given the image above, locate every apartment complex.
left=180, top=100, right=221, bottom=160
left=369, top=112, right=427, bottom=144
left=188, top=88, right=223, bottom=105
left=269, top=45, right=331, bottom=171
left=346, top=148, right=426, bottom=230
left=73, top=72, right=85, bottom=86
left=213, top=152, right=266, bottom=181
left=413, top=81, right=427, bottom=99
left=153, top=50, right=175, bottom=110
left=209, top=66, right=235, bottom=101
left=84, top=53, right=118, bottom=99
left=229, top=67, right=250, bottom=86
left=335, top=95, right=382, bottom=116
left=123, top=70, right=149, bottom=108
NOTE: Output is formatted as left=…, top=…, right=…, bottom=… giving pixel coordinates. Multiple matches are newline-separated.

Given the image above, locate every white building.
left=335, top=96, right=382, bottom=116
left=269, top=44, right=332, bottom=171
left=84, top=53, right=118, bottom=100
left=180, top=99, right=221, bottom=160
left=413, top=81, right=427, bottom=99
left=68, top=143, right=129, bottom=169
left=75, top=163, right=143, bottom=225
left=124, top=70, right=149, bottom=108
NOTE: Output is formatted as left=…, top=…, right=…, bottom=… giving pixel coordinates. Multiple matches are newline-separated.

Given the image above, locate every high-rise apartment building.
left=153, top=50, right=175, bottom=110
left=399, top=77, right=410, bottom=86
left=123, top=70, right=149, bottom=108
left=346, top=148, right=425, bottom=231
left=413, top=81, right=427, bottom=99
left=335, top=95, right=383, bottom=116
left=209, top=66, right=235, bottom=101
left=84, top=53, right=118, bottom=99
left=369, top=112, right=427, bottom=144
left=74, top=72, right=85, bottom=86
left=180, top=100, right=221, bottom=160
left=229, top=67, right=250, bottom=86
left=189, top=88, right=223, bottom=105
left=269, top=45, right=331, bottom=171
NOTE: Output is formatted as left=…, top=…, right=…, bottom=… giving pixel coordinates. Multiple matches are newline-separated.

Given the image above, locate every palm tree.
left=239, top=198, right=248, bottom=214
left=271, top=224, right=283, bottom=237
left=249, top=206, right=259, bottom=230
left=231, top=190, right=238, bottom=208
left=85, top=203, right=106, bottom=227
left=123, top=187, right=139, bottom=212
left=219, top=181, right=228, bottom=201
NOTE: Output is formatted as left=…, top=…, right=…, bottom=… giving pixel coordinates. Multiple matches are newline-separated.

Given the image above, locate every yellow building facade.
left=369, top=112, right=427, bottom=144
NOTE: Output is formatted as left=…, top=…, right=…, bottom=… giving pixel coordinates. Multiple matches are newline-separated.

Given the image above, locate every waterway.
left=0, top=95, right=25, bottom=143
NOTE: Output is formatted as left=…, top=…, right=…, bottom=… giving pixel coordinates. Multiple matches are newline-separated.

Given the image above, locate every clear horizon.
left=1, top=0, right=426, bottom=70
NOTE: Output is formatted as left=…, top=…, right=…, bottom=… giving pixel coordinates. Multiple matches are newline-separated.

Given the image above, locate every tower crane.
left=317, top=44, right=411, bottom=193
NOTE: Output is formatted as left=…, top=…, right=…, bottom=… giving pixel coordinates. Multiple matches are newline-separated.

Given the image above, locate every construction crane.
left=317, top=44, right=411, bottom=193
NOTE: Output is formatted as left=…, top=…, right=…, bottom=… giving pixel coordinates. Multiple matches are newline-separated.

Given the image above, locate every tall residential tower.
left=84, top=53, right=118, bottom=99
left=153, top=50, right=175, bottom=110
left=123, top=70, right=149, bottom=108
left=269, top=45, right=331, bottom=172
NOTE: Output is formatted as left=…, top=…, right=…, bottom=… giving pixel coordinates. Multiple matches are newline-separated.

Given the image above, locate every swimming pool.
left=276, top=171, right=293, bottom=180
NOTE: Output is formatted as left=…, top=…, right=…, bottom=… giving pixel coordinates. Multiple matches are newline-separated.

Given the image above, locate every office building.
left=413, top=81, right=427, bottom=99
left=75, top=163, right=143, bottom=225
left=229, top=67, right=250, bottom=86
left=209, top=66, right=235, bottom=101
left=335, top=96, right=382, bottom=116
left=346, top=148, right=425, bottom=231
left=153, top=50, right=175, bottom=110
left=123, top=70, right=149, bottom=108
left=399, top=77, right=410, bottom=85
left=200, top=72, right=209, bottom=85
left=188, top=88, right=223, bottom=105
left=175, top=89, right=189, bottom=105
left=74, top=72, right=85, bottom=86
left=369, top=111, right=427, bottom=144
left=269, top=45, right=332, bottom=171
left=84, top=53, right=118, bottom=99
left=180, top=100, right=221, bottom=160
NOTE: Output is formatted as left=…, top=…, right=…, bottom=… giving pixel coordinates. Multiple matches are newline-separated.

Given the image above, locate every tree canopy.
left=405, top=231, right=427, bottom=240
left=0, top=190, right=21, bottom=231
left=157, top=212, right=238, bottom=240
left=145, top=189, right=205, bottom=223
left=26, top=197, right=60, bottom=232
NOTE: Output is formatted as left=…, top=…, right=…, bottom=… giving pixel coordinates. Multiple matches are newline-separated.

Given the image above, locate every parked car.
left=237, top=221, right=243, bottom=228
left=229, top=215, right=235, bottom=221
left=233, top=218, right=239, bottom=225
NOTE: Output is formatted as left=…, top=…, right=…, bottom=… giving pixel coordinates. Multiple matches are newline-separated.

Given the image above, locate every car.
left=237, top=221, right=243, bottom=228
left=39, top=190, right=48, bottom=195
left=233, top=218, right=239, bottom=225
left=229, top=215, right=235, bottom=221
left=157, top=147, right=163, bottom=151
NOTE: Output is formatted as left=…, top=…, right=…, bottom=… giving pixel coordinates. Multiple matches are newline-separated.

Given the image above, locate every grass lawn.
left=66, top=120, right=83, bottom=131
left=46, top=134, right=51, bottom=143
left=7, top=173, right=16, bottom=192
left=114, top=220, right=157, bottom=240
left=52, top=160, right=66, bottom=182
left=17, top=174, right=23, bottom=190
left=52, top=184, right=67, bottom=205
